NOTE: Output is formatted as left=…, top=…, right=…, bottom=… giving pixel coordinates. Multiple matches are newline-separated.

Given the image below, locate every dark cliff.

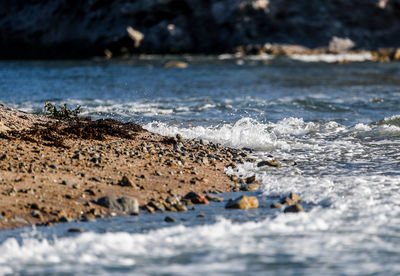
left=1, top=0, right=400, bottom=59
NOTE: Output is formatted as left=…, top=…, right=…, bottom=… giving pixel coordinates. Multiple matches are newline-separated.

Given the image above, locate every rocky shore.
left=0, top=105, right=247, bottom=229
left=0, top=104, right=304, bottom=229
left=2, top=0, right=400, bottom=59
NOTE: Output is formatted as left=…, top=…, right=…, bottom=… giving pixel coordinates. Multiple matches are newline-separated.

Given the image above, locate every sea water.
left=1, top=56, right=400, bottom=275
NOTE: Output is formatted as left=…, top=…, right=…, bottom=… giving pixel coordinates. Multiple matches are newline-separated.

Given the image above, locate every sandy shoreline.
left=0, top=104, right=257, bottom=230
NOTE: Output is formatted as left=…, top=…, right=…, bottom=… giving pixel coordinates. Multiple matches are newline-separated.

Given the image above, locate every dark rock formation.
left=2, top=0, right=400, bottom=59
left=94, top=196, right=139, bottom=215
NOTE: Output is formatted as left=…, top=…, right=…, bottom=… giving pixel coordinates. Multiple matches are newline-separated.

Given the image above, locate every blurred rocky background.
left=1, top=0, right=400, bottom=59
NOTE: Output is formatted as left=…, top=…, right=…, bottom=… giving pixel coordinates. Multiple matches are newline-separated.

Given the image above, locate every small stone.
left=176, top=134, right=183, bottom=141
left=82, top=213, right=96, bottom=222
left=289, top=192, right=301, bottom=203
left=118, top=176, right=135, bottom=187
left=225, top=195, right=259, bottom=209
left=197, top=212, right=206, bottom=218
left=175, top=203, right=187, bottom=212
left=164, top=61, right=188, bottom=68
left=167, top=189, right=177, bottom=196
left=200, top=139, right=209, bottom=145
left=183, top=192, right=209, bottom=204
left=68, top=228, right=84, bottom=233
left=168, top=206, right=178, bottom=212
left=145, top=205, right=156, bottom=214
left=281, top=197, right=295, bottom=205
left=281, top=192, right=301, bottom=205
left=164, top=216, right=177, bottom=223
left=257, top=160, right=281, bottom=167
left=270, top=203, right=282, bottom=209
left=84, top=188, right=96, bottom=196
left=1, top=211, right=13, bottom=220
left=30, top=203, right=39, bottom=210
left=205, top=194, right=224, bottom=202
left=31, top=210, right=42, bottom=219
left=167, top=161, right=177, bottom=167
left=154, top=170, right=162, bottom=176
left=148, top=200, right=166, bottom=212
left=245, top=175, right=256, bottom=184
left=72, top=153, right=80, bottom=160
left=94, top=196, right=139, bottom=215
left=58, top=216, right=73, bottom=223
left=241, top=183, right=260, bottom=192
left=284, top=204, right=303, bottom=213
left=166, top=196, right=180, bottom=205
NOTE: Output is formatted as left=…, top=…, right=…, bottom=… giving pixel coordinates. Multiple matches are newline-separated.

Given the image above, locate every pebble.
left=284, top=204, right=303, bottom=213
left=84, top=188, right=96, bottom=196
left=148, top=200, right=166, bottom=212
left=81, top=213, right=96, bottom=222
left=175, top=203, right=187, bottom=212
left=145, top=205, right=156, bottom=214
left=31, top=210, right=42, bottom=219
left=241, top=183, right=260, bottom=192
left=257, top=160, right=281, bottom=167
left=58, top=216, right=73, bottom=223
left=270, top=203, right=282, bottom=209
left=164, top=216, right=177, bottom=222
left=68, top=228, right=84, bottom=233
left=230, top=175, right=240, bottom=182
left=95, top=196, right=139, bottom=215
left=30, top=203, right=39, bottom=210
left=183, top=192, right=209, bottom=204
left=281, top=192, right=301, bottom=205
left=245, top=175, right=256, bottom=184
left=225, top=195, right=259, bottom=209
left=154, top=170, right=162, bottom=176
left=118, top=176, right=135, bottom=187
left=205, top=194, right=224, bottom=202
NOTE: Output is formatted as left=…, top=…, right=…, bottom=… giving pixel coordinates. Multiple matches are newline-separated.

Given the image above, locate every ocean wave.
left=1, top=196, right=399, bottom=276
left=144, top=117, right=348, bottom=151
left=144, top=118, right=286, bottom=150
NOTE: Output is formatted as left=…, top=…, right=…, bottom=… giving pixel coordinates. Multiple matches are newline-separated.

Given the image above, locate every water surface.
left=1, top=56, right=400, bottom=275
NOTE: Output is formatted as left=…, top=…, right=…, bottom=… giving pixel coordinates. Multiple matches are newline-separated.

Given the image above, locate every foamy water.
left=1, top=57, right=400, bottom=275
left=290, top=52, right=373, bottom=63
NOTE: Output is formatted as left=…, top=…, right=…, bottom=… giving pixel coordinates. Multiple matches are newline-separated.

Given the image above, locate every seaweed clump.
left=14, top=118, right=145, bottom=148
left=4, top=103, right=145, bottom=148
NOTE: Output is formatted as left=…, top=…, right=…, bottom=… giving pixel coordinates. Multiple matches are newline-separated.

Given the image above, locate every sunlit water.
left=1, top=56, right=400, bottom=275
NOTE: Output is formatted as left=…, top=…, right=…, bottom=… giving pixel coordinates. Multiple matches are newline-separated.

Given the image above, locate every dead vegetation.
left=5, top=117, right=145, bottom=148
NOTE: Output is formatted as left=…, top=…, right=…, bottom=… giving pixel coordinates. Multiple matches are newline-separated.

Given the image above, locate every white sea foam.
left=290, top=52, right=373, bottom=63
left=1, top=192, right=400, bottom=276
left=145, top=118, right=288, bottom=150
left=144, top=117, right=350, bottom=153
